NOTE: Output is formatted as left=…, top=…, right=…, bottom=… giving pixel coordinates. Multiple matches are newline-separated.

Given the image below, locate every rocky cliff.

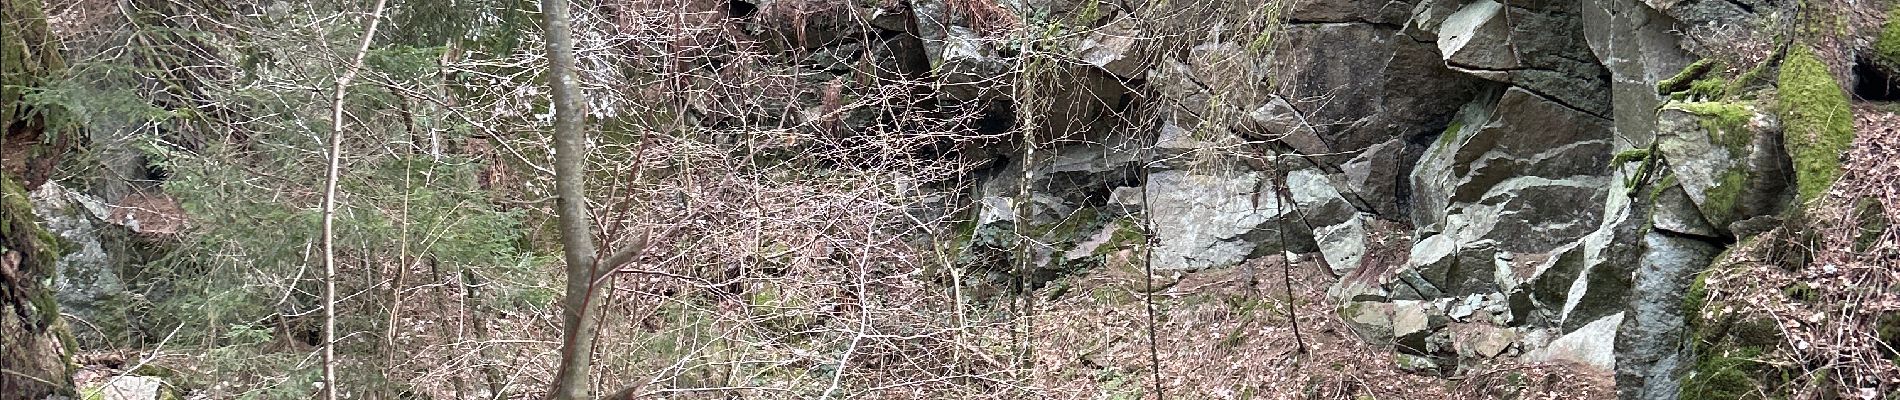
left=820, top=0, right=1895, bottom=397
left=12, top=0, right=1897, bottom=397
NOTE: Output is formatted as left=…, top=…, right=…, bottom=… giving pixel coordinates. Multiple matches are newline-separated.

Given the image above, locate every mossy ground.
left=1680, top=347, right=1771, bottom=400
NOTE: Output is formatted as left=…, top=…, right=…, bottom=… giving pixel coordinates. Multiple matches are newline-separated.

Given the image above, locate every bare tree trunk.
left=541, top=0, right=605, bottom=399
left=320, top=1, right=390, bottom=399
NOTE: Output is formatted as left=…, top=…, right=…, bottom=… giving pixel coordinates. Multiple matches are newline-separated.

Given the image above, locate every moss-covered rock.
left=1877, top=5, right=1900, bottom=74
left=1699, top=168, right=1751, bottom=227
left=1669, top=101, right=1754, bottom=152
left=1775, top=46, right=1855, bottom=203
left=1, top=172, right=77, bottom=398
left=1658, top=59, right=1718, bottom=96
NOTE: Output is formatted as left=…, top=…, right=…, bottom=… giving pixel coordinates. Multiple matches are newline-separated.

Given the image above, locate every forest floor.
left=1024, top=249, right=1616, bottom=400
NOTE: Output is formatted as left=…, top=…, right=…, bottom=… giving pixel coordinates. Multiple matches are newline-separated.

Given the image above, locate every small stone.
left=1522, top=312, right=1622, bottom=371
left=1342, top=301, right=1397, bottom=345
left=1451, top=323, right=1518, bottom=359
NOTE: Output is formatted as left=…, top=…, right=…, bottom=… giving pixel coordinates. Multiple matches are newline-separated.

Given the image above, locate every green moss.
left=1781, top=282, right=1819, bottom=302
left=1728, top=317, right=1784, bottom=348
left=1688, top=78, right=1727, bottom=99
left=1683, top=250, right=1789, bottom=399
left=1776, top=46, right=1855, bottom=203
left=1658, top=59, right=1717, bottom=95
left=1093, top=217, right=1147, bottom=256
left=1684, top=267, right=1712, bottom=317
left=1681, top=347, right=1769, bottom=400
left=1644, top=173, right=1679, bottom=220
left=1877, top=6, right=1900, bottom=72
left=1032, top=207, right=1103, bottom=245
left=1611, top=148, right=1650, bottom=164
left=1667, top=101, right=1754, bottom=153
left=1852, top=199, right=1888, bottom=252
left=1700, top=168, right=1750, bottom=226
left=1727, top=62, right=1773, bottom=98
left=1435, top=119, right=1465, bottom=148
left=1623, top=141, right=1659, bottom=196
left=2, top=173, right=76, bottom=396
left=3, top=174, right=64, bottom=296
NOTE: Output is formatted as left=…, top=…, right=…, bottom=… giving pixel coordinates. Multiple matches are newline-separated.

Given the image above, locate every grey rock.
left=1432, top=0, right=1613, bottom=116
left=1147, top=170, right=1314, bottom=270
left=1343, top=300, right=1398, bottom=345
left=1075, top=18, right=1150, bottom=78
left=1446, top=293, right=1488, bottom=321
left=1554, top=196, right=1642, bottom=334
left=1314, top=217, right=1371, bottom=276
left=913, top=0, right=950, bottom=68
left=1108, top=186, right=1146, bottom=214
left=1288, top=0, right=1413, bottom=24
left=1643, top=0, right=1774, bottom=27
left=1459, top=177, right=1611, bottom=252
left=1408, top=235, right=1501, bottom=297
left=1395, top=353, right=1443, bottom=375
left=1523, top=312, right=1622, bottom=371
left=1451, top=323, right=1518, bottom=359
left=1244, top=97, right=1332, bottom=156
left=1509, top=242, right=1586, bottom=324
left=1436, top=0, right=1519, bottom=70
left=1412, top=88, right=1611, bottom=239
left=1271, top=22, right=1480, bottom=163
left=937, top=27, right=1012, bottom=101
left=85, top=376, right=164, bottom=400
left=1649, top=183, right=1721, bottom=238
left=978, top=143, right=1143, bottom=209
left=29, top=184, right=126, bottom=334
left=1581, top=0, right=1695, bottom=146
left=1406, top=0, right=1473, bottom=40
left=1392, top=300, right=1448, bottom=354
left=1340, top=138, right=1409, bottom=217
left=1289, top=168, right=1357, bottom=227
left=1655, top=103, right=1792, bottom=229
left=1616, top=229, right=1720, bottom=400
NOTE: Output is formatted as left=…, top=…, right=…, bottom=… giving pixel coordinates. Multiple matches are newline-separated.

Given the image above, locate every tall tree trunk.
left=541, top=0, right=605, bottom=398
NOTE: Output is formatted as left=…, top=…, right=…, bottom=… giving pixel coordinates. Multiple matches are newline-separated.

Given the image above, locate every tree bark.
left=541, top=0, right=605, bottom=398
left=320, top=1, right=390, bottom=399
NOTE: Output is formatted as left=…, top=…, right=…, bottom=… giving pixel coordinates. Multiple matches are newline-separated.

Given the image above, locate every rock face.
left=11, top=0, right=1855, bottom=395
left=30, top=184, right=129, bottom=333
left=910, top=0, right=1803, bottom=387
left=1147, top=170, right=1310, bottom=270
